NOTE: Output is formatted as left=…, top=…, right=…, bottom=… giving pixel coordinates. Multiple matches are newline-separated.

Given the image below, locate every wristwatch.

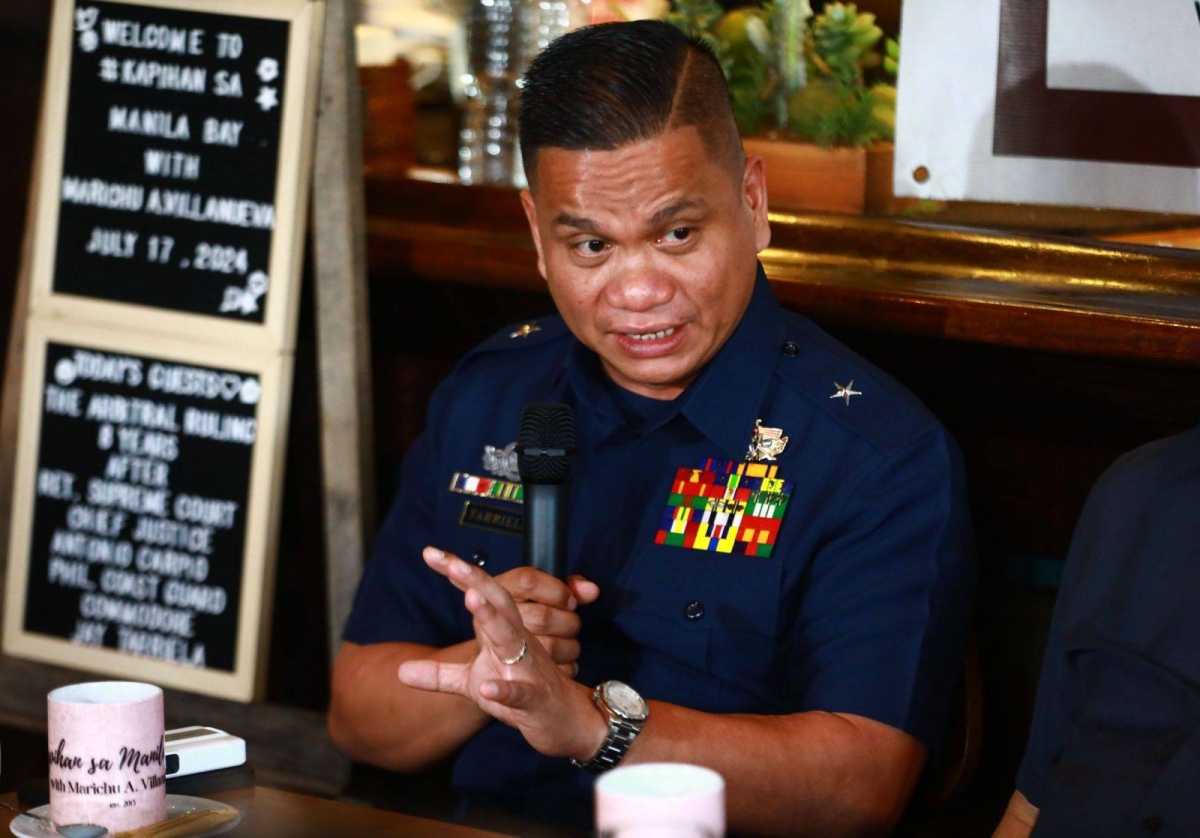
left=571, top=681, right=649, bottom=773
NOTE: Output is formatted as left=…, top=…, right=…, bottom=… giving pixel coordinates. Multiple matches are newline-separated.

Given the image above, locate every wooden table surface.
left=0, top=787, right=514, bottom=838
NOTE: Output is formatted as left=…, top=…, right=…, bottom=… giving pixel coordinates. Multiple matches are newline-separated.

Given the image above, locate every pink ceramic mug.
left=48, top=682, right=167, bottom=832
left=595, top=763, right=726, bottom=838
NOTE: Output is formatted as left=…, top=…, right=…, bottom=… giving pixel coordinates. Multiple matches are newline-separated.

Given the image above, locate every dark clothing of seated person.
left=995, top=425, right=1200, bottom=838
left=329, top=20, right=976, bottom=838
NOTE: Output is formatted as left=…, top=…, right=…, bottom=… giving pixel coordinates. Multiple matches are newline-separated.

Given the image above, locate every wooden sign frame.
left=3, top=318, right=293, bottom=701
left=27, top=0, right=324, bottom=352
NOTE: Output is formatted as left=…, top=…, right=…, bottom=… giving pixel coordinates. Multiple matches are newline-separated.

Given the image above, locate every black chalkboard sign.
left=22, top=340, right=260, bottom=673
left=52, top=0, right=291, bottom=321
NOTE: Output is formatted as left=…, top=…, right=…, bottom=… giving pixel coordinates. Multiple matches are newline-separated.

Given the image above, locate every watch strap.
left=571, top=686, right=646, bottom=773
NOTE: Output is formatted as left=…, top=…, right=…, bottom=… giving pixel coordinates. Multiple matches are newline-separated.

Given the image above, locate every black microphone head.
left=517, top=402, right=575, bottom=484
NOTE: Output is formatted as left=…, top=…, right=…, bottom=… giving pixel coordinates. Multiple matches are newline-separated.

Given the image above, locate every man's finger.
left=518, top=601, right=582, bottom=637
left=479, top=679, right=534, bottom=707
left=566, top=575, right=601, bottom=605
left=466, top=589, right=525, bottom=659
left=398, top=659, right=470, bottom=696
left=497, top=566, right=576, bottom=609
left=532, top=635, right=580, bottom=664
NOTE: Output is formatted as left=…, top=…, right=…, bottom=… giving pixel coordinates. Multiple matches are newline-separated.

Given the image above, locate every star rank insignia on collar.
left=830, top=380, right=862, bottom=406
left=482, top=442, right=521, bottom=482
left=747, top=419, right=788, bottom=462
left=510, top=322, right=541, bottom=339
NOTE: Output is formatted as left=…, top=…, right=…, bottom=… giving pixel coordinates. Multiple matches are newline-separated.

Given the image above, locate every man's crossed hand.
left=398, top=547, right=608, bottom=761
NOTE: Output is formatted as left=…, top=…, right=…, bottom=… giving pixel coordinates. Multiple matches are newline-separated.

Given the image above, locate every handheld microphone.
left=517, top=402, right=575, bottom=580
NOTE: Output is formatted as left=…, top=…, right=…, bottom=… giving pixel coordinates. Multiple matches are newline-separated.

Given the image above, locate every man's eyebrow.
left=552, top=213, right=600, bottom=233
left=650, top=198, right=707, bottom=228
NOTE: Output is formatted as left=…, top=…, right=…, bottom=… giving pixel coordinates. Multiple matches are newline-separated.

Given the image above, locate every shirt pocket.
left=612, top=544, right=783, bottom=711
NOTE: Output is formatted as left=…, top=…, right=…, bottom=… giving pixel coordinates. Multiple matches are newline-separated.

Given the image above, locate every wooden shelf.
left=365, top=174, right=1200, bottom=367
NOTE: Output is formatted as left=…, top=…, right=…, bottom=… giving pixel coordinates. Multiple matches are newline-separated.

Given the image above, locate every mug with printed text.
left=48, top=681, right=167, bottom=832
left=596, top=763, right=726, bottom=838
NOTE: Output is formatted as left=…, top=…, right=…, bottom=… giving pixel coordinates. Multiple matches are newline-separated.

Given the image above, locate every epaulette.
left=461, top=314, right=573, bottom=361
left=774, top=322, right=939, bottom=457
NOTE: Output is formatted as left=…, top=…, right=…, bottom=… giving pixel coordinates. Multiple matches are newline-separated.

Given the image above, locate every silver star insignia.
left=830, top=380, right=862, bottom=406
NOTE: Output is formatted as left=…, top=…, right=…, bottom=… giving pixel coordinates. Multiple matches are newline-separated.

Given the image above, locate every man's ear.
left=742, top=154, right=772, bottom=253
left=520, top=190, right=548, bottom=280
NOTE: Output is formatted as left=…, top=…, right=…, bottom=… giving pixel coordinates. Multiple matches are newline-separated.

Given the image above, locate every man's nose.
left=604, top=257, right=676, bottom=312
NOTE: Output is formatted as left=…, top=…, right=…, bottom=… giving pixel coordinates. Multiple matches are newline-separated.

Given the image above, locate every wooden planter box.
left=742, top=138, right=913, bottom=216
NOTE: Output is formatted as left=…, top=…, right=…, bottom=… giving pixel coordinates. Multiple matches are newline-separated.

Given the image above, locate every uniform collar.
left=680, top=264, right=785, bottom=458
left=566, top=263, right=785, bottom=450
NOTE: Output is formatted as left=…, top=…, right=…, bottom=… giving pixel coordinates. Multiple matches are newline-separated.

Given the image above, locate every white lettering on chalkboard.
left=63, top=351, right=143, bottom=387
left=45, top=385, right=84, bottom=417
left=173, top=495, right=238, bottom=529
left=201, top=118, right=242, bottom=147
left=51, top=530, right=130, bottom=567
left=85, top=395, right=178, bottom=431
left=103, top=454, right=169, bottom=488
left=117, top=428, right=179, bottom=461
left=116, top=60, right=207, bottom=94
left=85, top=227, right=138, bottom=258
left=80, top=593, right=195, bottom=638
left=135, top=545, right=210, bottom=581
left=212, top=70, right=243, bottom=98
left=71, top=620, right=108, bottom=646
left=147, top=363, right=248, bottom=401
left=65, top=506, right=127, bottom=538
left=99, top=19, right=204, bottom=57
left=108, top=106, right=190, bottom=140
left=50, top=558, right=95, bottom=591
left=133, top=517, right=214, bottom=556
left=61, top=177, right=145, bottom=212
left=162, top=580, right=226, bottom=615
left=117, top=628, right=205, bottom=667
left=144, top=189, right=275, bottom=230
left=37, top=469, right=77, bottom=500
left=86, top=478, right=170, bottom=516
left=100, top=567, right=160, bottom=602
left=182, top=409, right=256, bottom=444
left=215, top=33, right=243, bottom=60
left=143, top=149, right=200, bottom=180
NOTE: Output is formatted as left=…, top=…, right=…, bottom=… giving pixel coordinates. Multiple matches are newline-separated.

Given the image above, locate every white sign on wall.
left=894, top=0, right=1200, bottom=213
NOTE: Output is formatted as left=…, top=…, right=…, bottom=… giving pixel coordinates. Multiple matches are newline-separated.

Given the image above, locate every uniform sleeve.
left=341, top=382, right=471, bottom=648
left=1014, top=455, right=1198, bottom=813
left=786, top=428, right=976, bottom=751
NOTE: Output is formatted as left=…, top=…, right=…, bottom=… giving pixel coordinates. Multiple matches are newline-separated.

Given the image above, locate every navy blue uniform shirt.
left=1018, top=425, right=1200, bottom=837
left=345, top=267, right=976, bottom=826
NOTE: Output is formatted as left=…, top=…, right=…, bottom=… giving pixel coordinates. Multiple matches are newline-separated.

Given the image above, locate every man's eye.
left=572, top=239, right=608, bottom=256
left=661, top=227, right=693, bottom=244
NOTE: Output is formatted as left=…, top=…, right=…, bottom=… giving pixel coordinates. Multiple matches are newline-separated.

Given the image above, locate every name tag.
left=459, top=500, right=524, bottom=538
left=654, top=458, right=793, bottom=558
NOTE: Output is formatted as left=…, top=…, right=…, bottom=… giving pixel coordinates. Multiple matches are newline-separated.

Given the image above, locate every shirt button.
left=470, top=550, right=489, bottom=567
left=781, top=340, right=799, bottom=357
left=684, top=600, right=705, bottom=620
left=1143, top=817, right=1163, bottom=834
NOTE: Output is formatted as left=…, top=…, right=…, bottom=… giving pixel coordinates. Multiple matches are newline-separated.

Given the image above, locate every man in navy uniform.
left=993, top=425, right=1200, bottom=838
left=330, top=21, right=975, bottom=837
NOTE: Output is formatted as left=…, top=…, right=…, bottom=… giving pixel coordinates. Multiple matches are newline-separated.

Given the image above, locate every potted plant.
left=669, top=0, right=904, bottom=214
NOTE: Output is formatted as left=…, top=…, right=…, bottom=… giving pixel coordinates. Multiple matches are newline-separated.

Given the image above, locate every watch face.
left=603, top=681, right=647, bottom=720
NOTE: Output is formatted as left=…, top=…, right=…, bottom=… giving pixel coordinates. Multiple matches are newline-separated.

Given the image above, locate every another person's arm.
left=993, top=791, right=1039, bottom=838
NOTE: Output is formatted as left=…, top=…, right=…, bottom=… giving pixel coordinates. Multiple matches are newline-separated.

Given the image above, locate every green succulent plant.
left=667, top=0, right=897, bottom=147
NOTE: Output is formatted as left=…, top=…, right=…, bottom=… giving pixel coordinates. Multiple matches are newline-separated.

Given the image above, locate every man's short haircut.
left=519, top=20, right=744, bottom=188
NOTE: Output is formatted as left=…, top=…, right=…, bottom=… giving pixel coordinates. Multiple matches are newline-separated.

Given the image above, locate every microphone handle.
left=524, top=482, right=568, bottom=580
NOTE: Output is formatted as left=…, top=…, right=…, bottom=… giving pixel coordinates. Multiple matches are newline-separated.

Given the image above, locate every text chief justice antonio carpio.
left=329, top=20, right=976, bottom=838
